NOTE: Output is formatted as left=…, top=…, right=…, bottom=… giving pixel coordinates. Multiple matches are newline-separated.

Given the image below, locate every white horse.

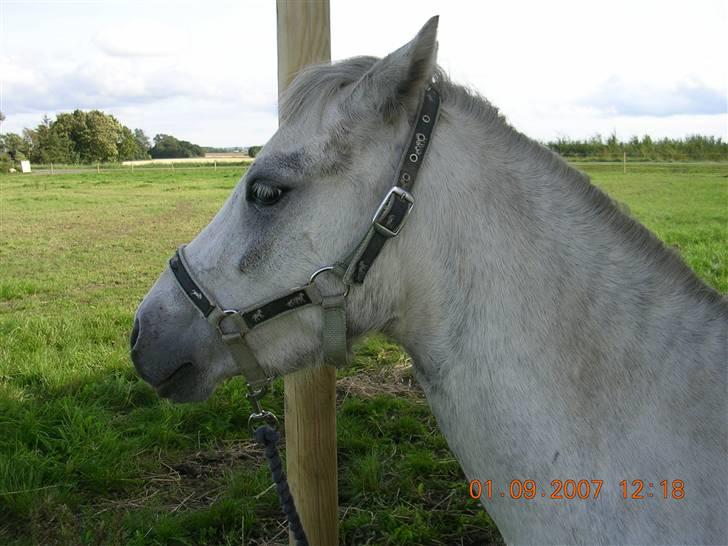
left=131, top=17, right=727, bottom=545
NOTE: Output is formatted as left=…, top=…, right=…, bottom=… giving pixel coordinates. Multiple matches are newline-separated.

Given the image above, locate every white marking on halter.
left=286, top=293, right=307, bottom=307
left=413, top=133, right=427, bottom=157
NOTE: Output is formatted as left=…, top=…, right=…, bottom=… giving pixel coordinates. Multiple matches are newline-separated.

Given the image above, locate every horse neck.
left=391, top=101, right=724, bottom=378
left=373, top=95, right=726, bottom=546
left=384, top=100, right=726, bottom=464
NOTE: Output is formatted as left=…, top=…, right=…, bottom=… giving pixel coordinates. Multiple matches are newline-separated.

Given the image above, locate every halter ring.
left=310, top=266, right=350, bottom=297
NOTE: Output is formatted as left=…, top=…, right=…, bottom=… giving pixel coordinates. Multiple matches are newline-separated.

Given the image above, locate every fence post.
left=214, top=160, right=217, bottom=171
left=97, top=162, right=100, bottom=173
left=623, top=152, right=627, bottom=174
left=131, top=163, right=134, bottom=173
left=50, top=162, right=54, bottom=175
left=277, top=2, right=338, bottom=545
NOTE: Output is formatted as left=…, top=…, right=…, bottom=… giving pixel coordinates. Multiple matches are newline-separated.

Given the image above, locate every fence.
left=23, top=159, right=253, bottom=175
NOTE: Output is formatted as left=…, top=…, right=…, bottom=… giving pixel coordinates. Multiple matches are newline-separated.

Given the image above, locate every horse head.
left=130, top=18, right=440, bottom=402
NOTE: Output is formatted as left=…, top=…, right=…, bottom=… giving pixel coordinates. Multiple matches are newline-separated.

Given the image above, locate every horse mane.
left=281, top=56, right=726, bottom=309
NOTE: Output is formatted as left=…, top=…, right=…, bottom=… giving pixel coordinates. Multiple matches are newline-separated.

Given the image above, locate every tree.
left=22, top=128, right=37, bottom=157
left=31, top=119, right=75, bottom=164
left=149, top=134, right=204, bottom=159
left=133, top=129, right=151, bottom=156
left=247, top=145, right=263, bottom=158
left=118, top=126, right=139, bottom=160
left=0, top=125, right=23, bottom=172
left=7, top=111, right=211, bottom=165
left=52, top=110, right=130, bottom=163
left=83, top=110, right=120, bottom=162
left=0, top=133, right=30, bottom=160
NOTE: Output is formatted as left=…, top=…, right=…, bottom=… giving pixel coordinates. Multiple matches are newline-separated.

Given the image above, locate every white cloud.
left=93, top=23, right=185, bottom=58
left=584, top=77, right=726, bottom=117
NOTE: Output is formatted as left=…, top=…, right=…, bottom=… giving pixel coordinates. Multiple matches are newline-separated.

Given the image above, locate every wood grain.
left=277, top=2, right=337, bottom=545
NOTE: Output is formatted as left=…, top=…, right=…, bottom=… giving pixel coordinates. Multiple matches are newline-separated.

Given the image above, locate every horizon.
left=1, top=0, right=726, bottom=148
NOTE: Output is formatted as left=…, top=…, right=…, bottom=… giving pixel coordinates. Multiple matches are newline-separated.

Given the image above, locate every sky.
left=1, top=0, right=726, bottom=147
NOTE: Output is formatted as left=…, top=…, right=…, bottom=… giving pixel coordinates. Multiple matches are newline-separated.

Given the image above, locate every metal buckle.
left=372, top=186, right=414, bottom=238
left=246, top=383, right=279, bottom=432
left=248, top=410, right=279, bottom=433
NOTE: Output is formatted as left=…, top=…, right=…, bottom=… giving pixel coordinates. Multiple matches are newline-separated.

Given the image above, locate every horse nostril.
left=130, top=317, right=141, bottom=350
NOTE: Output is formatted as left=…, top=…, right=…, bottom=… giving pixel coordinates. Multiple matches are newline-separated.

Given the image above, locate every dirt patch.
left=337, top=362, right=423, bottom=401
left=93, top=440, right=264, bottom=517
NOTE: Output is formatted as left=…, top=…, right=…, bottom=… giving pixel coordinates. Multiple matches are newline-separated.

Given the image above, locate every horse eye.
left=248, top=182, right=284, bottom=206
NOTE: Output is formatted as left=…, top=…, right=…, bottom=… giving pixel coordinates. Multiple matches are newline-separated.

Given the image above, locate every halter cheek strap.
left=168, top=85, right=441, bottom=403
left=340, top=85, right=441, bottom=284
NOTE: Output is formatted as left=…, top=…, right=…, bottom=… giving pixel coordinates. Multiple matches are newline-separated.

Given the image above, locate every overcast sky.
left=1, top=0, right=726, bottom=147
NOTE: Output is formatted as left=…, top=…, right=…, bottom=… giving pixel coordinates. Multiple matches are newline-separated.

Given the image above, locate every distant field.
left=123, top=155, right=251, bottom=166
left=0, top=163, right=725, bottom=545
left=203, top=152, right=250, bottom=158
left=574, top=162, right=726, bottom=291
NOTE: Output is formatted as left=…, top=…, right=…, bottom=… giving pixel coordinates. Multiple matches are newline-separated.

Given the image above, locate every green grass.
left=576, top=162, right=727, bottom=291
left=0, top=163, right=725, bottom=545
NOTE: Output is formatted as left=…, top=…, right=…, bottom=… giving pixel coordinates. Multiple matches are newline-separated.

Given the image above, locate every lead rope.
left=254, top=425, right=309, bottom=546
left=248, top=388, right=309, bottom=546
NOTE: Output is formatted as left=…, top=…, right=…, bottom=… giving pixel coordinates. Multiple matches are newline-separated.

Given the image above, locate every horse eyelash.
left=247, top=181, right=285, bottom=204
left=252, top=183, right=279, bottom=199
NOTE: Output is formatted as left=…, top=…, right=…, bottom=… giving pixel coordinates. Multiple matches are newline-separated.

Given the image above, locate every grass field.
left=0, top=162, right=725, bottom=545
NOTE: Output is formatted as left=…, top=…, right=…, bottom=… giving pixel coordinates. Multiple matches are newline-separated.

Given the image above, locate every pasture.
left=0, top=162, right=725, bottom=545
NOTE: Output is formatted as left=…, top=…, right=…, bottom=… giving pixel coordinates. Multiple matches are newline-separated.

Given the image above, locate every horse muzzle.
left=130, top=291, right=220, bottom=402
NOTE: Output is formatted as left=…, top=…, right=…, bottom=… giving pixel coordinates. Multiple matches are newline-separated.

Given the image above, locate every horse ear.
left=350, top=16, right=439, bottom=121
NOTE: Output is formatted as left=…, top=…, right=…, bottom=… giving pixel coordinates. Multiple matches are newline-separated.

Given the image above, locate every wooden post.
left=97, top=162, right=100, bottom=173
left=50, top=162, right=54, bottom=175
left=214, top=160, right=217, bottom=171
left=277, top=2, right=337, bottom=546
left=131, top=163, right=134, bottom=173
left=623, top=152, right=627, bottom=174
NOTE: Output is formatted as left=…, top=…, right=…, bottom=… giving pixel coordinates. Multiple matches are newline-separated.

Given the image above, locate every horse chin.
left=155, top=362, right=217, bottom=403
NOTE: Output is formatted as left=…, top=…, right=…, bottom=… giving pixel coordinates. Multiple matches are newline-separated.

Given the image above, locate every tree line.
left=0, top=110, right=205, bottom=168
left=545, top=134, right=728, bottom=161
left=2, top=110, right=727, bottom=169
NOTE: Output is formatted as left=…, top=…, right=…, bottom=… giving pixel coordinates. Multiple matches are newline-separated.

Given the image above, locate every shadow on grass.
left=0, top=313, right=502, bottom=545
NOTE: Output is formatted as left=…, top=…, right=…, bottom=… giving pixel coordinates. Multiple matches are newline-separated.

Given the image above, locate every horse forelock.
left=279, top=56, right=379, bottom=124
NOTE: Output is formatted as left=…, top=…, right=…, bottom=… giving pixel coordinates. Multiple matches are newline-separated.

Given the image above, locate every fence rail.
left=23, top=161, right=252, bottom=176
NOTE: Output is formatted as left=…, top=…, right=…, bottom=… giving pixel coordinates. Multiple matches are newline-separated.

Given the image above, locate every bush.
left=0, top=152, right=12, bottom=173
left=247, top=145, right=263, bottom=158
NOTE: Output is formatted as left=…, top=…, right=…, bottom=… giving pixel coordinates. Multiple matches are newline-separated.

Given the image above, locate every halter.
left=169, top=86, right=441, bottom=425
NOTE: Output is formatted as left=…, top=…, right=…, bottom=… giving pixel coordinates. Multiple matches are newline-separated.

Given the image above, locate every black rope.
left=254, top=425, right=309, bottom=546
